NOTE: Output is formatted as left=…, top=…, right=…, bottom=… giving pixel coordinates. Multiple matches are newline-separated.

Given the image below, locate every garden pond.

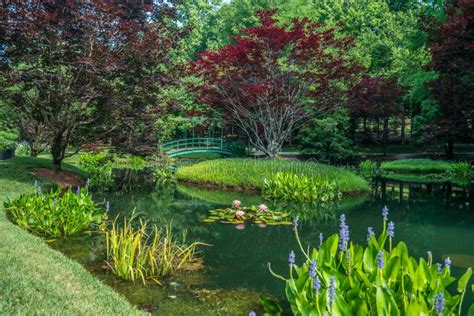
left=51, top=179, right=474, bottom=315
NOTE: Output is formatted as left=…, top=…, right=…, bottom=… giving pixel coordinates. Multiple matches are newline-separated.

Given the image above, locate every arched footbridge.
left=162, top=138, right=234, bottom=158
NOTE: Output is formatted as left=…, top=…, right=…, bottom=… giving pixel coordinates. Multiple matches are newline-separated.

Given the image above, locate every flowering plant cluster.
left=4, top=183, right=107, bottom=237
left=203, top=200, right=292, bottom=226
left=269, top=207, right=473, bottom=315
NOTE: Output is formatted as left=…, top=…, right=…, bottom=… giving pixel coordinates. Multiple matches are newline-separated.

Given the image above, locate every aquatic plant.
left=358, top=160, right=378, bottom=179
left=263, top=172, right=342, bottom=203
left=203, top=202, right=292, bottom=226
left=4, top=186, right=106, bottom=237
left=106, top=213, right=204, bottom=285
left=268, top=209, right=473, bottom=315
left=78, top=152, right=114, bottom=191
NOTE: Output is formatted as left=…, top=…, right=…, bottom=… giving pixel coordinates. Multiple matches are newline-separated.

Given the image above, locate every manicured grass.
left=380, top=159, right=456, bottom=174
left=176, top=158, right=368, bottom=194
left=0, top=156, right=143, bottom=315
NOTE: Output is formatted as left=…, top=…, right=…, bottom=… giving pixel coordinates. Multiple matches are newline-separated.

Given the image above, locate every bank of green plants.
left=106, top=213, right=204, bottom=285
left=0, top=156, right=143, bottom=314
left=268, top=209, right=473, bottom=315
left=176, top=159, right=368, bottom=195
left=4, top=186, right=107, bottom=238
left=0, top=130, right=17, bottom=151
left=448, top=161, right=472, bottom=187
left=359, top=160, right=378, bottom=179
left=381, top=159, right=456, bottom=174
left=263, top=172, right=342, bottom=203
left=78, top=152, right=114, bottom=191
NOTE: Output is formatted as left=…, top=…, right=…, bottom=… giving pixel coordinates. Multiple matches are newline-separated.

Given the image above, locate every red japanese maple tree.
left=429, top=0, right=474, bottom=157
left=191, top=10, right=363, bottom=158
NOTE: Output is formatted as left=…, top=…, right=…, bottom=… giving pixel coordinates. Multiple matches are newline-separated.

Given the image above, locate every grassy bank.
left=176, top=158, right=368, bottom=194
left=380, top=159, right=458, bottom=174
left=0, top=156, right=143, bottom=315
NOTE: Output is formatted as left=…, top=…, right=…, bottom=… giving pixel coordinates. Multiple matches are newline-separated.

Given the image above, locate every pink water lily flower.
left=258, top=204, right=268, bottom=212
left=232, top=200, right=241, bottom=209
left=235, top=224, right=245, bottom=230
left=258, top=223, right=267, bottom=228
left=235, top=210, right=246, bottom=217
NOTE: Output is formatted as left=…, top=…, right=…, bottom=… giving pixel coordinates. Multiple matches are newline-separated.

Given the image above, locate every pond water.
left=52, top=180, right=474, bottom=315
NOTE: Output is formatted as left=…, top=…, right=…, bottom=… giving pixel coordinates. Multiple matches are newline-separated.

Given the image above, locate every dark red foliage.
left=349, top=75, right=403, bottom=120
left=189, top=10, right=363, bottom=157
left=0, top=1, right=183, bottom=168
left=429, top=0, right=474, bottom=151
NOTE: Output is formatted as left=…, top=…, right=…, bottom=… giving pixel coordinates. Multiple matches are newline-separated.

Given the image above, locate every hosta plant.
left=4, top=185, right=107, bottom=238
left=263, top=172, right=342, bottom=203
left=203, top=200, right=292, bottom=226
left=269, top=207, right=473, bottom=315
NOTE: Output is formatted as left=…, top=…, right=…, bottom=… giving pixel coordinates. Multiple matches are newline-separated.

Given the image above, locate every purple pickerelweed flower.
left=387, top=221, right=395, bottom=238
left=444, top=257, right=451, bottom=270
left=105, top=201, right=110, bottom=213
left=437, top=263, right=443, bottom=275
left=249, top=312, right=256, bottom=316
left=76, top=186, right=81, bottom=195
left=377, top=251, right=385, bottom=269
left=52, top=198, right=57, bottom=209
left=34, top=180, right=38, bottom=189
left=328, top=276, right=336, bottom=308
left=86, top=178, right=90, bottom=190
left=338, top=214, right=350, bottom=251
left=309, top=260, right=317, bottom=278
left=288, top=251, right=295, bottom=267
left=434, top=292, right=445, bottom=315
left=313, top=276, right=321, bottom=294
left=319, top=232, right=324, bottom=248
left=367, top=227, right=374, bottom=244
left=382, top=206, right=389, bottom=221
left=37, top=186, right=42, bottom=194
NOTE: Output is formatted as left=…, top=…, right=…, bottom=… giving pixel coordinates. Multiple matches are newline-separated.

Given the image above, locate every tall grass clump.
left=448, top=161, right=472, bottom=187
left=263, top=172, right=342, bottom=203
left=358, top=160, right=378, bottom=179
left=269, top=208, right=473, bottom=315
left=106, top=213, right=204, bottom=285
left=4, top=185, right=107, bottom=237
left=79, top=152, right=114, bottom=191
left=176, top=159, right=368, bottom=194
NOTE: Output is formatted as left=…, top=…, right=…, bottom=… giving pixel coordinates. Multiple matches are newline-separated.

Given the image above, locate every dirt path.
left=30, top=168, right=85, bottom=189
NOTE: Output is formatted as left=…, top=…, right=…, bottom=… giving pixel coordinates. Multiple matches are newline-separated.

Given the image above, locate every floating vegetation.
left=203, top=201, right=292, bottom=226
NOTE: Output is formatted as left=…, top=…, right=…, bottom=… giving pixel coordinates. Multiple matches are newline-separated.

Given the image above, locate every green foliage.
left=448, top=161, right=472, bottom=187
left=270, top=214, right=473, bottom=315
left=0, top=131, right=18, bottom=151
left=263, top=172, right=342, bottom=203
left=4, top=187, right=107, bottom=238
left=15, top=142, right=31, bottom=156
left=298, top=110, right=354, bottom=163
left=359, top=160, right=378, bottom=179
left=381, top=159, right=456, bottom=174
left=176, top=159, right=369, bottom=194
left=204, top=202, right=292, bottom=225
left=78, top=152, right=113, bottom=191
left=106, top=213, right=203, bottom=285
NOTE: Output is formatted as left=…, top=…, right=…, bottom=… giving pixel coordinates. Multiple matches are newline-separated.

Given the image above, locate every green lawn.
left=0, top=156, right=143, bottom=315
left=176, top=158, right=368, bottom=194
left=380, top=159, right=456, bottom=174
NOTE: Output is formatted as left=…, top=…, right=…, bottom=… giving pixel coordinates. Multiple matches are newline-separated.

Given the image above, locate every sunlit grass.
left=176, top=158, right=368, bottom=194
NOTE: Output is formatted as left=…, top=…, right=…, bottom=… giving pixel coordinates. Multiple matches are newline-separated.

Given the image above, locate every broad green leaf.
left=457, top=268, right=472, bottom=293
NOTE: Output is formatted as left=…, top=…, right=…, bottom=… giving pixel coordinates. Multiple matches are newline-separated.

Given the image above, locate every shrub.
left=269, top=209, right=473, bottom=315
left=15, top=141, right=31, bottom=155
left=106, top=213, right=204, bottom=285
left=448, top=161, right=472, bottom=187
left=0, top=131, right=18, bottom=151
left=263, top=172, right=342, bottom=203
left=78, top=152, right=113, bottom=191
left=4, top=186, right=107, bottom=237
left=359, top=160, right=378, bottom=179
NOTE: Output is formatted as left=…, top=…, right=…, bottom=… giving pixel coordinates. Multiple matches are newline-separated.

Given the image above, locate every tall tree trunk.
left=444, top=139, right=454, bottom=159
left=382, top=117, right=389, bottom=156
left=400, top=106, right=406, bottom=145
left=50, top=133, right=66, bottom=171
